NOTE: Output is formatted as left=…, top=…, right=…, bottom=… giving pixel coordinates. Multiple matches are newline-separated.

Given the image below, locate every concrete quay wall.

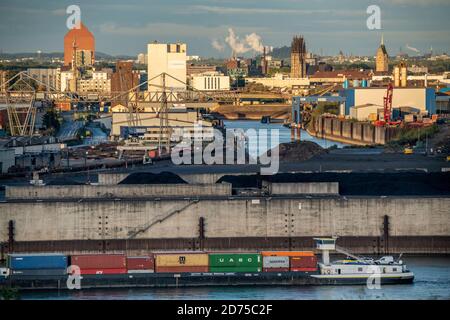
left=5, top=184, right=232, bottom=200
left=309, top=116, right=399, bottom=146
left=269, top=182, right=339, bottom=195
left=1, top=197, right=448, bottom=243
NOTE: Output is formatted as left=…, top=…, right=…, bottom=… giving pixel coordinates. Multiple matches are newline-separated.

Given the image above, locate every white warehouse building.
left=147, top=42, right=187, bottom=92
left=191, top=72, right=230, bottom=91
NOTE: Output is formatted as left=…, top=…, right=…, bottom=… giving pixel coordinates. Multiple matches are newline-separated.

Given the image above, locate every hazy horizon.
left=0, top=0, right=449, bottom=58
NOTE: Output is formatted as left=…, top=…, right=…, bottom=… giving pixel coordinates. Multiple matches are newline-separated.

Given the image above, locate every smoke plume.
left=211, top=39, right=225, bottom=51
left=406, top=44, right=420, bottom=53
left=222, top=28, right=268, bottom=56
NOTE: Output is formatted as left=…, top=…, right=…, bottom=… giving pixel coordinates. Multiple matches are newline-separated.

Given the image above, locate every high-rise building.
left=375, top=34, right=389, bottom=73
left=147, top=42, right=187, bottom=92
left=291, top=36, right=306, bottom=78
left=64, top=23, right=95, bottom=66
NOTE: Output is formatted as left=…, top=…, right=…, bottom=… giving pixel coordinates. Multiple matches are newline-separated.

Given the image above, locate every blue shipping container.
left=8, top=254, right=68, bottom=270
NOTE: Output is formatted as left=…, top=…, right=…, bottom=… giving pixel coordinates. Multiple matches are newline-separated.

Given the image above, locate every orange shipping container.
left=261, top=251, right=315, bottom=257
left=155, top=253, right=209, bottom=267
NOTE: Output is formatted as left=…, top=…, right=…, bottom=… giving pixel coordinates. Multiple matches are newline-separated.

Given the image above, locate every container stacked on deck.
left=209, top=253, right=262, bottom=272
left=8, top=253, right=68, bottom=276
left=126, top=255, right=155, bottom=273
left=261, top=251, right=318, bottom=272
left=155, top=252, right=209, bottom=273
left=262, top=256, right=290, bottom=272
left=70, top=254, right=127, bottom=275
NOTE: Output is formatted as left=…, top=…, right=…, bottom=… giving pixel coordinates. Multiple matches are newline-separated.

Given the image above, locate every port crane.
left=374, top=83, right=401, bottom=127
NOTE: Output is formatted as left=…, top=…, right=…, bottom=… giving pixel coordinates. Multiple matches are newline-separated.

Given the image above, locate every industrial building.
left=63, top=22, right=95, bottom=66
left=76, top=69, right=112, bottom=93
left=190, top=72, right=230, bottom=91
left=0, top=148, right=15, bottom=173
left=340, top=87, right=436, bottom=116
left=147, top=42, right=187, bottom=92
left=111, top=107, right=213, bottom=140
left=111, top=61, right=140, bottom=106
left=247, top=73, right=310, bottom=88
left=27, top=68, right=61, bottom=91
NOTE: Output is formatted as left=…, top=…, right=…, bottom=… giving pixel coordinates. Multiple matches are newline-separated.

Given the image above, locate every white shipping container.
left=127, top=270, right=155, bottom=274
left=263, top=256, right=289, bottom=268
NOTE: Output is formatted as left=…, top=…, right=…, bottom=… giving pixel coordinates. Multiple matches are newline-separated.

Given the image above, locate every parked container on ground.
left=155, top=253, right=209, bottom=267
left=8, top=253, right=68, bottom=270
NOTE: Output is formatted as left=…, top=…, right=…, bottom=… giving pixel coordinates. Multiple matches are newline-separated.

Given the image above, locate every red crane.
left=375, top=83, right=401, bottom=127
left=383, top=83, right=393, bottom=123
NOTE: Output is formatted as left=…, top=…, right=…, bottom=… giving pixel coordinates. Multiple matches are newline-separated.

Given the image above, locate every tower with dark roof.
left=64, top=23, right=95, bottom=66
left=375, top=34, right=389, bottom=73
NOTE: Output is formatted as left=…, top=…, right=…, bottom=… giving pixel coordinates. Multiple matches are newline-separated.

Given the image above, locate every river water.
left=19, top=257, right=450, bottom=300
left=222, top=120, right=347, bottom=156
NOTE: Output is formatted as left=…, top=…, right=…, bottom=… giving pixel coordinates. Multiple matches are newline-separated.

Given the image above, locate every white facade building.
left=147, top=42, right=187, bottom=92
left=77, top=71, right=111, bottom=93
left=60, top=71, right=74, bottom=92
left=27, top=68, right=61, bottom=91
left=191, top=72, right=230, bottom=91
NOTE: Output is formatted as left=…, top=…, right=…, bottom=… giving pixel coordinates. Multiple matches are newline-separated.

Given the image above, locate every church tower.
left=375, top=34, right=389, bottom=73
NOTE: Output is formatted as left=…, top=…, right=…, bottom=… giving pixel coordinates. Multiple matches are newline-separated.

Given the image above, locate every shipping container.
left=126, top=256, right=154, bottom=270
left=127, top=270, right=155, bottom=274
left=155, top=266, right=209, bottom=273
left=261, top=251, right=314, bottom=257
left=155, top=253, right=209, bottom=267
left=290, top=267, right=317, bottom=272
left=209, top=254, right=262, bottom=268
left=368, top=113, right=378, bottom=121
left=262, top=256, right=289, bottom=269
left=8, top=253, right=68, bottom=270
left=79, top=268, right=127, bottom=275
left=10, top=269, right=68, bottom=276
left=290, top=256, right=318, bottom=269
left=209, top=266, right=262, bottom=273
left=263, top=267, right=290, bottom=273
left=404, top=114, right=415, bottom=123
left=71, top=254, right=126, bottom=269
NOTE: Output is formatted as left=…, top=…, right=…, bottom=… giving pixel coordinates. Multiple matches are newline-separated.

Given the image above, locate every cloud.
left=189, top=5, right=362, bottom=17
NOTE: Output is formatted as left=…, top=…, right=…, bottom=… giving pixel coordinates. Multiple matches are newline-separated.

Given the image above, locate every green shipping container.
left=209, top=254, right=262, bottom=268
left=209, top=266, right=262, bottom=273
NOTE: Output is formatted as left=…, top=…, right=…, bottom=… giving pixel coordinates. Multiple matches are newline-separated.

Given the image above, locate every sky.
left=0, top=0, right=449, bottom=58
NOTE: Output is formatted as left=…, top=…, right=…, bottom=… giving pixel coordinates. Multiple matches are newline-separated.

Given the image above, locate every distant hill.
left=270, top=46, right=291, bottom=60
left=0, top=51, right=135, bottom=60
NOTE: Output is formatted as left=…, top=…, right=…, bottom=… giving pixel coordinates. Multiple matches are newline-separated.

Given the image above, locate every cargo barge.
left=0, top=238, right=414, bottom=291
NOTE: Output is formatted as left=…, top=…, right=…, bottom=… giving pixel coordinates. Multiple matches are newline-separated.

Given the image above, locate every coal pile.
left=119, top=172, right=188, bottom=185
left=266, top=141, right=327, bottom=162
left=218, top=172, right=450, bottom=196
